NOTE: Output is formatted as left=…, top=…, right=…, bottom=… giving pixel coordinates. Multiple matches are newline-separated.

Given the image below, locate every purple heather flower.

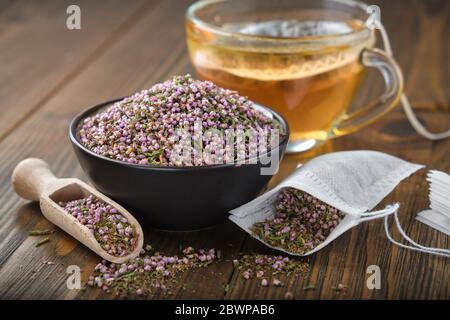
left=89, top=246, right=218, bottom=298
left=59, top=195, right=137, bottom=257
left=285, top=292, right=293, bottom=300
left=78, top=75, right=280, bottom=167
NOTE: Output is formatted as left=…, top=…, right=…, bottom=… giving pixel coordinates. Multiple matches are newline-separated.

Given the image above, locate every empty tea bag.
left=416, top=171, right=450, bottom=236
left=230, top=151, right=450, bottom=258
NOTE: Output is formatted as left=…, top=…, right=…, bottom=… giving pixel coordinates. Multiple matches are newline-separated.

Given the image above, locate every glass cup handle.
left=332, top=48, right=404, bottom=137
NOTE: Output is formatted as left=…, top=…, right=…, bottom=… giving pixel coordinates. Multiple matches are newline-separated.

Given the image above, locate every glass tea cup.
left=186, top=0, right=403, bottom=153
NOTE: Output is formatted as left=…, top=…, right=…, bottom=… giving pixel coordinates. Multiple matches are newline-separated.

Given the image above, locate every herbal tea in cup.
left=186, top=0, right=403, bottom=153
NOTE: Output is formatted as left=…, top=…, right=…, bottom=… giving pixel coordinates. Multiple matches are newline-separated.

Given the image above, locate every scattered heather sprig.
left=233, top=254, right=309, bottom=287
left=88, top=245, right=217, bottom=298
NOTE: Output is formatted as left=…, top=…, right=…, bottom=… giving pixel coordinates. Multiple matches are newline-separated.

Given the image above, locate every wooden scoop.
left=12, top=158, right=144, bottom=264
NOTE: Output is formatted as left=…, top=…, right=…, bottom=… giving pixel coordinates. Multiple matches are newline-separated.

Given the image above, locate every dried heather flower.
left=88, top=245, right=217, bottom=298
left=284, top=291, right=294, bottom=300
left=79, top=74, right=281, bottom=166
left=252, top=188, right=344, bottom=254
left=59, top=195, right=137, bottom=257
left=272, top=278, right=282, bottom=286
left=234, top=254, right=309, bottom=284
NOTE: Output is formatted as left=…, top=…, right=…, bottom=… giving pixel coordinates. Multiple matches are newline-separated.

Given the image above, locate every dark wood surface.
left=0, top=0, right=448, bottom=300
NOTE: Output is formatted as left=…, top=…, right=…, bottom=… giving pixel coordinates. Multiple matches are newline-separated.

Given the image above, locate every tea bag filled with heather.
left=230, top=151, right=425, bottom=256
left=252, top=188, right=345, bottom=255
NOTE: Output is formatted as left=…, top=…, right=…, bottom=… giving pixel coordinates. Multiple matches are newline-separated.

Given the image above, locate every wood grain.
left=0, top=0, right=151, bottom=140
left=0, top=0, right=448, bottom=300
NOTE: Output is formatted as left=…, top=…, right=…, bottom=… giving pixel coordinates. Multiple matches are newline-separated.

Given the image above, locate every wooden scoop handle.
left=12, top=158, right=58, bottom=201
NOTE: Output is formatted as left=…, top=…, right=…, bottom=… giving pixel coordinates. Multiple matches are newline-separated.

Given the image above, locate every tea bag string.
left=375, top=22, right=450, bottom=140
left=383, top=204, right=450, bottom=258
left=358, top=203, right=449, bottom=257
left=359, top=203, right=399, bottom=222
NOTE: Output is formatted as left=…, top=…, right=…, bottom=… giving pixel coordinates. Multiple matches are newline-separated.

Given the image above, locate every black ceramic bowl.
left=69, top=98, right=289, bottom=231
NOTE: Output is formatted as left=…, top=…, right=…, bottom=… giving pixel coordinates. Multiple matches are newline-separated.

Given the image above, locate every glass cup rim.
left=186, top=0, right=372, bottom=47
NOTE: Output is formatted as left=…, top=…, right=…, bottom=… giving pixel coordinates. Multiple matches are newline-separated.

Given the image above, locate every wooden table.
left=0, top=0, right=448, bottom=300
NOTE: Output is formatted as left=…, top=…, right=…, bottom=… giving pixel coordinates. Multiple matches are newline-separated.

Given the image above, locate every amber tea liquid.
left=187, top=19, right=368, bottom=150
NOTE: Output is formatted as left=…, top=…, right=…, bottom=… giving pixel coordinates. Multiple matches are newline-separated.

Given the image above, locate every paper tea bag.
left=416, top=170, right=450, bottom=236
left=230, top=150, right=426, bottom=256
